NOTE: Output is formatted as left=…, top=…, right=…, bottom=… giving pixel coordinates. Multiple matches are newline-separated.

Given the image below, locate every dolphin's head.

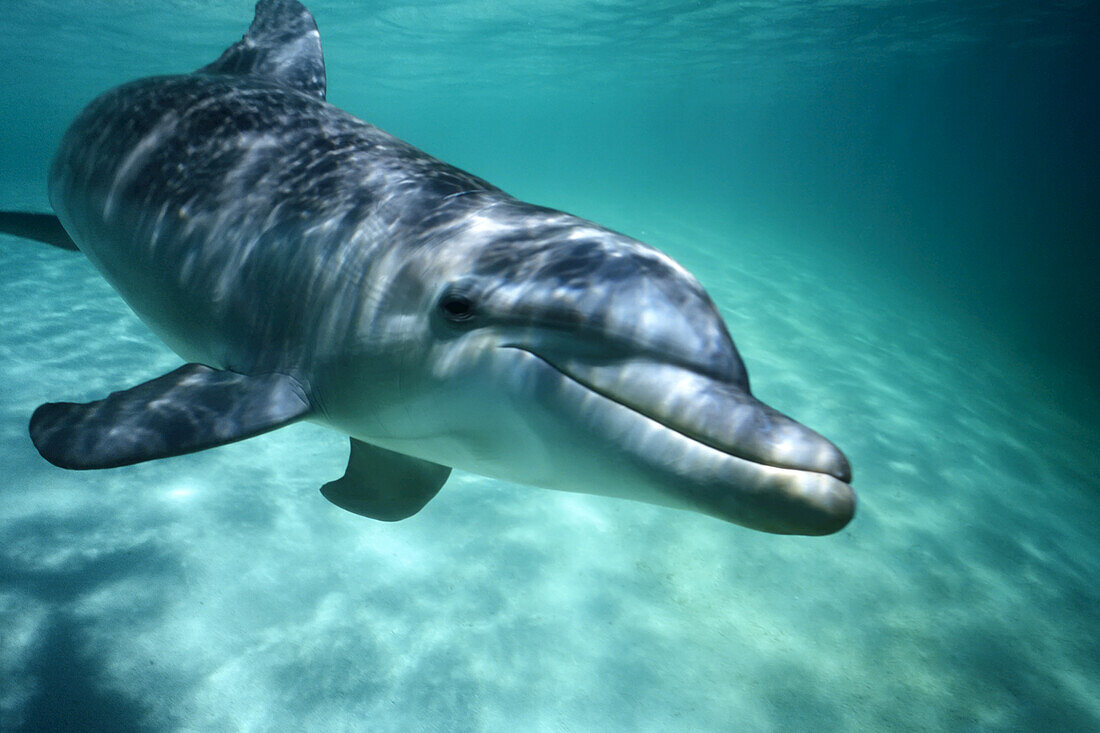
left=335, top=197, right=855, bottom=535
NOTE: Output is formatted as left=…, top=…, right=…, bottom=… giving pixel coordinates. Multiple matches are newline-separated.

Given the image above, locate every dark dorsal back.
left=198, top=0, right=326, bottom=100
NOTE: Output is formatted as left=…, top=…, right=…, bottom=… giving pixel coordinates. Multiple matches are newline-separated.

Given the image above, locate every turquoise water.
left=2, top=1, right=1097, bottom=731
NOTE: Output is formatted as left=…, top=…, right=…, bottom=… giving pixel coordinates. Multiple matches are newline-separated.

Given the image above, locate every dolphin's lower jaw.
left=505, top=347, right=856, bottom=535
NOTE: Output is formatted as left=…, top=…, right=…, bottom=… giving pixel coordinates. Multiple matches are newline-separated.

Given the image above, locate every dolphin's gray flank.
left=12, top=0, right=856, bottom=535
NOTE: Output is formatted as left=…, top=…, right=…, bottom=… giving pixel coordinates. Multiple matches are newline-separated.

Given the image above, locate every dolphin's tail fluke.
left=0, top=211, right=78, bottom=251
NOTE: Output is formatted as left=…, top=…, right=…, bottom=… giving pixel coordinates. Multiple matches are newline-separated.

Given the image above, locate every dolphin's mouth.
left=507, top=346, right=852, bottom=483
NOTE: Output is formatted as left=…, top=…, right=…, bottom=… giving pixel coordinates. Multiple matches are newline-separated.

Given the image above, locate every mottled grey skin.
left=37, top=0, right=856, bottom=534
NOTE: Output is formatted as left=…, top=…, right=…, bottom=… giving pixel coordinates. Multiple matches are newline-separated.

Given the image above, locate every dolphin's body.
left=6, top=0, right=856, bottom=534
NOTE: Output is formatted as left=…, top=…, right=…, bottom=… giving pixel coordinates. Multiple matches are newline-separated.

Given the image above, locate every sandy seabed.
left=1, top=210, right=1097, bottom=731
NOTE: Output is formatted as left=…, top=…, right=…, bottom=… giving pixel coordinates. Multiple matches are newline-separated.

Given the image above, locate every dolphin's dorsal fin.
left=321, top=439, right=451, bottom=521
left=30, top=364, right=311, bottom=469
left=198, top=0, right=326, bottom=100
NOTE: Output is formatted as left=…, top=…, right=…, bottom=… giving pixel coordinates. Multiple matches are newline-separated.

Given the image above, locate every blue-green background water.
left=1, top=1, right=1097, bottom=730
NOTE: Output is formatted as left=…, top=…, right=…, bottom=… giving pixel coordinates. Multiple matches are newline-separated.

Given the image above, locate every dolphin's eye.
left=439, top=293, right=476, bottom=323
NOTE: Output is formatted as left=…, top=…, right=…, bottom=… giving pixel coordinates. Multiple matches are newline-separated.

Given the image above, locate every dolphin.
left=1, top=0, right=856, bottom=535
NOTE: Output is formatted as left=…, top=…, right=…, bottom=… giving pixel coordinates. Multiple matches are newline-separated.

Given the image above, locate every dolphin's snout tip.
left=829, top=450, right=853, bottom=484
left=806, top=477, right=856, bottom=535
left=764, top=470, right=856, bottom=536
left=698, top=462, right=856, bottom=536
left=763, top=476, right=855, bottom=536
left=789, top=424, right=852, bottom=485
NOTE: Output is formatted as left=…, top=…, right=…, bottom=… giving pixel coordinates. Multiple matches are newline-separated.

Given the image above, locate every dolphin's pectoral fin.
left=29, top=364, right=311, bottom=469
left=0, top=211, right=78, bottom=251
left=321, top=439, right=451, bottom=521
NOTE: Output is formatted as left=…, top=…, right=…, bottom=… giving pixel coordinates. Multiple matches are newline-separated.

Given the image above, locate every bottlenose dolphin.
left=1, top=0, right=856, bottom=534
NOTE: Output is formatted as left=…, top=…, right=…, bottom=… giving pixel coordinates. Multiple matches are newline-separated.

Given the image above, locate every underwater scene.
left=1, top=1, right=1097, bottom=731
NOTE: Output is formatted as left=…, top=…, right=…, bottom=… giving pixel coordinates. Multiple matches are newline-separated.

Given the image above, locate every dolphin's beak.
left=531, top=357, right=851, bottom=479
left=517, top=349, right=856, bottom=534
